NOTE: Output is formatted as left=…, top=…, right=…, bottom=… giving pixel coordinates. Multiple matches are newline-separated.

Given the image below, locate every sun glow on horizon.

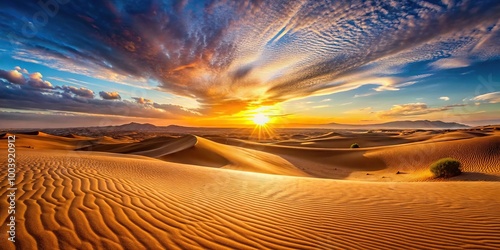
left=252, top=113, right=270, bottom=126
left=250, top=112, right=275, bottom=141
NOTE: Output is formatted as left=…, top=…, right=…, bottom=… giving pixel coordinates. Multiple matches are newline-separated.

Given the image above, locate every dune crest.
left=80, top=135, right=308, bottom=177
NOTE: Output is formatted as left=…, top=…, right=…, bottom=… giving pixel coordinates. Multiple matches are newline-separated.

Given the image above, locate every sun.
left=253, top=113, right=270, bottom=126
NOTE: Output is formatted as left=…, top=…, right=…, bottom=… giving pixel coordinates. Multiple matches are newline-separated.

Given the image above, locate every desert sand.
left=1, top=128, right=500, bottom=249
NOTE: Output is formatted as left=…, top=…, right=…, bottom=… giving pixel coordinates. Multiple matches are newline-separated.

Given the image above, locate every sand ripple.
left=1, top=150, right=500, bottom=249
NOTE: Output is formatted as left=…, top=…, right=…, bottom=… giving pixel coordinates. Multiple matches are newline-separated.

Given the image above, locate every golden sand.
left=1, top=130, right=499, bottom=249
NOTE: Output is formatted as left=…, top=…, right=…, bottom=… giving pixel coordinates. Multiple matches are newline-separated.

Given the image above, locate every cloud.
left=471, top=92, right=500, bottom=103
left=312, top=105, right=329, bottom=109
left=354, top=93, right=374, bottom=98
left=0, top=67, right=53, bottom=89
left=59, top=85, right=95, bottom=98
left=430, top=58, right=470, bottom=69
left=99, top=91, right=121, bottom=100
left=378, top=102, right=464, bottom=117
left=132, top=97, right=152, bottom=104
left=47, top=77, right=101, bottom=88
left=27, top=72, right=53, bottom=89
left=439, top=96, right=450, bottom=101
left=373, top=81, right=418, bottom=92
left=0, top=68, right=25, bottom=85
left=343, top=107, right=373, bottom=114
left=0, top=68, right=199, bottom=119
left=13, top=66, right=29, bottom=74
left=0, top=110, right=171, bottom=129
left=0, top=1, right=499, bottom=115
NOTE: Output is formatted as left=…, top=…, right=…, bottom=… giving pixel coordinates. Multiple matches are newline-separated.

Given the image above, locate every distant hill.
left=318, top=120, right=470, bottom=129
left=115, top=122, right=158, bottom=131
left=104, top=122, right=197, bottom=132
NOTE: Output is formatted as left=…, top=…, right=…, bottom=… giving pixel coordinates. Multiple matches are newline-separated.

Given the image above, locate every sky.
left=0, top=0, right=499, bottom=128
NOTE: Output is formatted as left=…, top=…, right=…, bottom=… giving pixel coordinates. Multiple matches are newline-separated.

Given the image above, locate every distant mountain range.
left=115, top=122, right=158, bottom=130
left=316, top=120, right=470, bottom=129
left=110, top=120, right=470, bottom=131
left=8, top=120, right=473, bottom=136
left=110, top=122, right=190, bottom=131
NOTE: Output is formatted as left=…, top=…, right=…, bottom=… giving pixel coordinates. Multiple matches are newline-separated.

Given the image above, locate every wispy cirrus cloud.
left=471, top=92, right=500, bottom=104
left=430, top=58, right=470, bottom=69
left=354, top=93, right=375, bottom=98
left=373, top=81, right=418, bottom=92
left=377, top=102, right=465, bottom=117
left=312, top=105, right=329, bottom=109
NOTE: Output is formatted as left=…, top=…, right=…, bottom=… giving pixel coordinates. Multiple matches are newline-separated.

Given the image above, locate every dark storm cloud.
left=1, top=0, right=499, bottom=114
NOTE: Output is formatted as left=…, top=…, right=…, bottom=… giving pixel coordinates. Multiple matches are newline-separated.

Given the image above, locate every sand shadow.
left=216, top=138, right=387, bottom=179
left=451, top=172, right=500, bottom=181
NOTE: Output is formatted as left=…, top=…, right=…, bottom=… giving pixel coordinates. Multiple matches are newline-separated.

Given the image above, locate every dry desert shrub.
left=430, top=158, right=462, bottom=178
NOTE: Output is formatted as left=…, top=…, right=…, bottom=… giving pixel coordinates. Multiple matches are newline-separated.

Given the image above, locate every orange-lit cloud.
left=99, top=91, right=121, bottom=100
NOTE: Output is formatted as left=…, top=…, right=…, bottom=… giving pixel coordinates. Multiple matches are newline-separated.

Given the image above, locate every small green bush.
left=430, top=158, right=462, bottom=178
left=350, top=143, right=360, bottom=148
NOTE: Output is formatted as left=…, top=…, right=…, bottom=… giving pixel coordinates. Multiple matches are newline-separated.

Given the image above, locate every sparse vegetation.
left=430, top=158, right=462, bottom=178
left=350, top=143, right=360, bottom=148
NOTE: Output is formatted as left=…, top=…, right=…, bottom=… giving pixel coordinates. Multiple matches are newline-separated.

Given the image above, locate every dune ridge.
left=212, top=131, right=500, bottom=181
left=80, top=135, right=308, bottom=177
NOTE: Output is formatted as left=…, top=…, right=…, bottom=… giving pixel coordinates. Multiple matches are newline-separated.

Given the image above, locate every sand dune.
left=73, top=129, right=500, bottom=181
left=213, top=131, right=500, bottom=181
left=62, top=134, right=96, bottom=140
left=1, top=129, right=499, bottom=249
left=80, top=135, right=308, bottom=176
left=4, top=132, right=136, bottom=151
left=4, top=132, right=91, bottom=150
left=1, top=149, right=499, bottom=249
left=273, top=132, right=412, bottom=148
left=79, top=135, right=195, bottom=155
left=365, top=134, right=500, bottom=180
